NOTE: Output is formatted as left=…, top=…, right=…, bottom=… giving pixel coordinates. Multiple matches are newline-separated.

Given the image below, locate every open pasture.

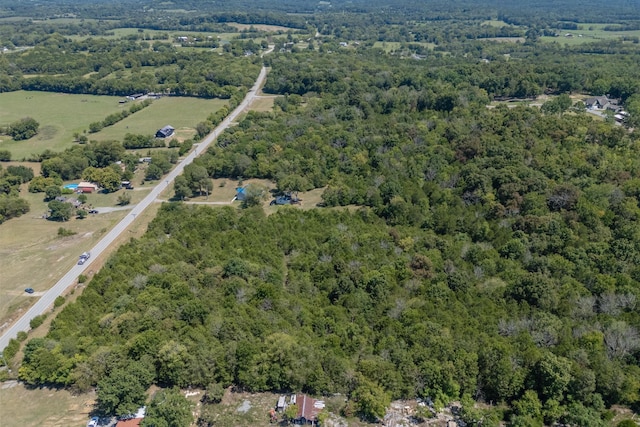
left=0, top=91, right=125, bottom=159
left=541, top=23, right=640, bottom=45
left=90, top=97, right=228, bottom=142
left=226, top=22, right=298, bottom=32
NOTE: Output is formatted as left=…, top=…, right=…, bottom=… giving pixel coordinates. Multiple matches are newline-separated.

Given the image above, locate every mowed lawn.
left=0, top=91, right=124, bottom=159
left=90, top=97, right=228, bottom=142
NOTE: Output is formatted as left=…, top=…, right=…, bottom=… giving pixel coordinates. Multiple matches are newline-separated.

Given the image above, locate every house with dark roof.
left=156, top=125, right=175, bottom=138
left=585, top=96, right=610, bottom=110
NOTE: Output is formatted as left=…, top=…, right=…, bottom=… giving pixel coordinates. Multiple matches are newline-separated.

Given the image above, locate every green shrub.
left=57, top=227, right=77, bottom=237
left=54, top=296, right=66, bottom=308
left=78, top=274, right=87, bottom=283
left=29, top=314, right=46, bottom=329
left=16, top=331, right=28, bottom=342
left=3, top=338, right=20, bottom=361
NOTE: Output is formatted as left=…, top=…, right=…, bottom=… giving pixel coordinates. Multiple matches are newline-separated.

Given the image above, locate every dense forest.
left=2, top=0, right=640, bottom=425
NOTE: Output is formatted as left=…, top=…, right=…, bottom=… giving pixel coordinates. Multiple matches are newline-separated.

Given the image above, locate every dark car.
left=24, top=287, right=35, bottom=294
left=88, top=209, right=98, bottom=214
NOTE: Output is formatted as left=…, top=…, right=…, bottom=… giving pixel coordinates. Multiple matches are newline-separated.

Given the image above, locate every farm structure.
left=155, top=125, right=175, bottom=138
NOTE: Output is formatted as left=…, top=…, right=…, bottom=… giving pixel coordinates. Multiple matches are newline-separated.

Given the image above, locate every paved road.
left=0, top=63, right=270, bottom=352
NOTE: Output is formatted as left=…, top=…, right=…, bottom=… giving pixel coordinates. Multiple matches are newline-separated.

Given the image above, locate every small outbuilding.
left=156, top=125, right=175, bottom=138
left=235, top=187, right=246, bottom=201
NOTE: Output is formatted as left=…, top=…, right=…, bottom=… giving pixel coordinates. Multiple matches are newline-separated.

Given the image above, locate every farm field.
left=226, top=22, right=297, bottom=32
left=70, top=27, right=242, bottom=42
left=90, top=97, right=228, bottom=142
left=373, top=41, right=436, bottom=52
left=0, top=91, right=125, bottom=159
left=541, top=23, right=640, bottom=45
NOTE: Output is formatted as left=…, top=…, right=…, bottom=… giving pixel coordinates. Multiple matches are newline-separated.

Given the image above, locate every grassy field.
left=0, top=91, right=126, bottom=159
left=373, top=41, right=436, bottom=52
left=70, top=27, right=242, bottom=42
left=541, top=23, right=640, bottom=45
left=90, top=97, right=228, bottom=142
left=0, top=381, right=96, bottom=427
left=0, top=164, right=151, bottom=327
left=247, top=96, right=276, bottom=112
left=481, top=19, right=518, bottom=27
left=226, top=23, right=296, bottom=32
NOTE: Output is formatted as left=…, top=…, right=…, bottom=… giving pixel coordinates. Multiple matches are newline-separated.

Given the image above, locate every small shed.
left=235, top=187, right=246, bottom=201
left=77, top=182, right=98, bottom=193
left=156, top=125, right=175, bottom=138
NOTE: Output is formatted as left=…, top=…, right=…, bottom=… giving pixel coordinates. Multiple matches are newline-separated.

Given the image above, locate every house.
left=156, top=125, right=175, bottom=138
left=126, top=93, right=145, bottom=101
left=55, top=196, right=82, bottom=208
left=295, top=394, right=325, bottom=424
left=115, top=418, right=143, bottom=427
left=116, top=406, right=145, bottom=427
left=77, top=181, right=98, bottom=193
left=585, top=96, right=611, bottom=110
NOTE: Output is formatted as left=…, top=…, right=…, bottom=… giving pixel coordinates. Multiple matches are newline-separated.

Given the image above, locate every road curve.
left=0, top=64, right=269, bottom=352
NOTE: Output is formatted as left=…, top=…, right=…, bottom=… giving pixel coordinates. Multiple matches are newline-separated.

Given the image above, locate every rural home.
left=156, top=125, right=175, bottom=138
left=295, top=394, right=325, bottom=424
left=584, top=96, right=621, bottom=112
left=115, top=419, right=142, bottom=427
left=54, top=196, right=82, bottom=208
left=77, top=181, right=98, bottom=193
left=114, top=406, right=145, bottom=427
left=126, top=93, right=144, bottom=101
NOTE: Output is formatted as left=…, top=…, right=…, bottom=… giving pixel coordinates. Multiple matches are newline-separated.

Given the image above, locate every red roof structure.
left=116, top=418, right=143, bottom=427
left=295, top=394, right=324, bottom=423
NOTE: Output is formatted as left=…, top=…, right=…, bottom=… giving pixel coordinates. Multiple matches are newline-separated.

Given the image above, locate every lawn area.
left=0, top=91, right=126, bottom=160
left=250, top=96, right=277, bottom=112
left=90, top=97, right=228, bottom=142
left=0, top=381, right=96, bottom=427
left=226, top=22, right=297, bottom=32
left=481, top=19, right=519, bottom=27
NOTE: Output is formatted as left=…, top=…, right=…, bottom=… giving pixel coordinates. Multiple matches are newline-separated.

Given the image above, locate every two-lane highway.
left=0, top=64, right=269, bottom=352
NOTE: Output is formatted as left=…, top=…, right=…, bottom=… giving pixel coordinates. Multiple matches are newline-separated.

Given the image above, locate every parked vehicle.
left=24, top=287, right=34, bottom=294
